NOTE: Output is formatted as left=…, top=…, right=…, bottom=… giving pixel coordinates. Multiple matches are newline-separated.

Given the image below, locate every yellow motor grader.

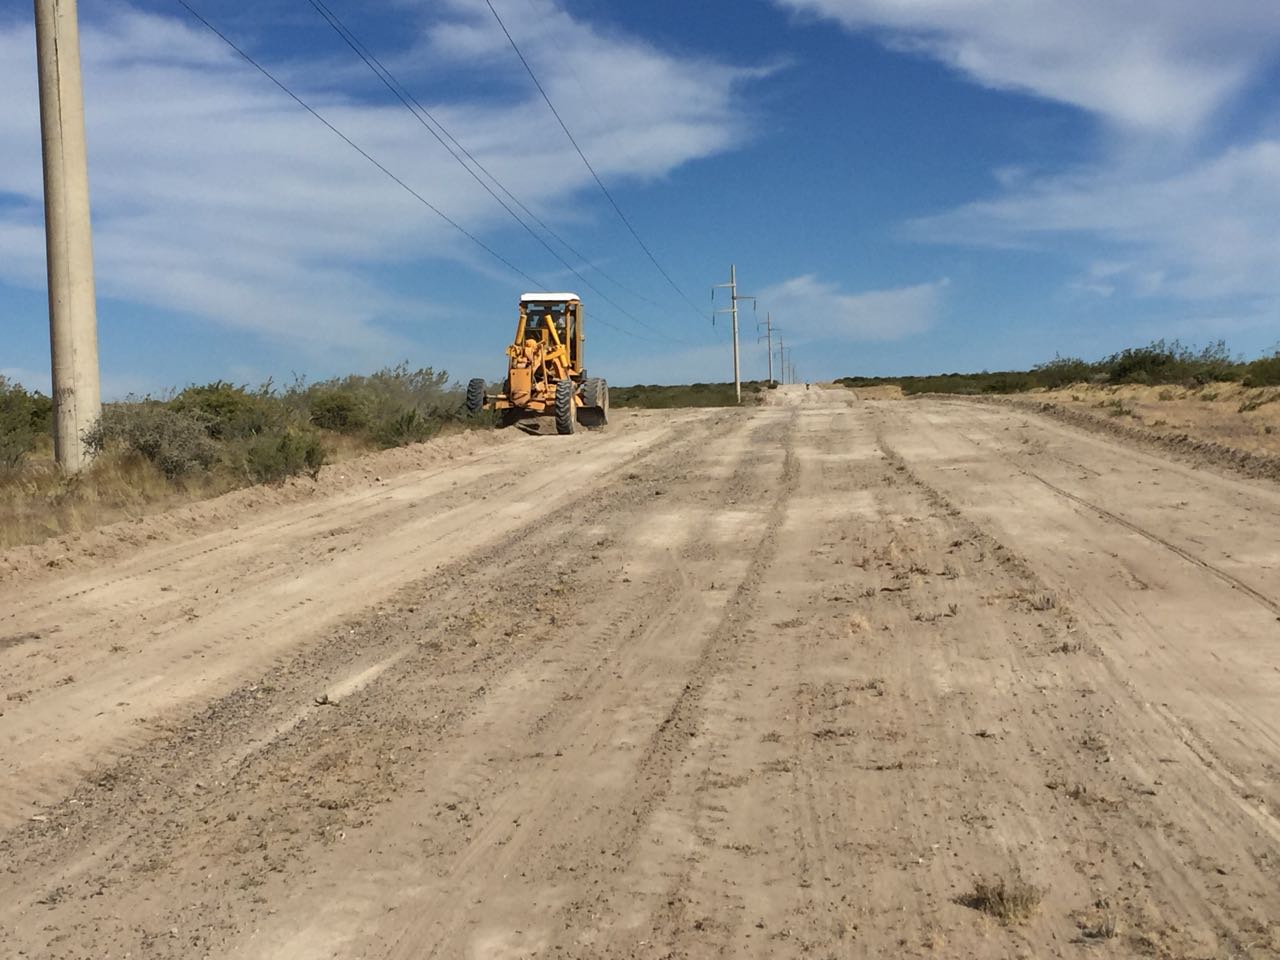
left=465, top=292, right=609, bottom=434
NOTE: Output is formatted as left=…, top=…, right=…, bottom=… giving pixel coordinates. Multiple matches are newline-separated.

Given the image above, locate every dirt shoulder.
left=848, top=380, right=1280, bottom=484
left=998, top=383, right=1280, bottom=483
left=0, top=424, right=519, bottom=587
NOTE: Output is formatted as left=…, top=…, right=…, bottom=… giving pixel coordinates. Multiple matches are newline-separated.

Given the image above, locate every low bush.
left=86, top=403, right=219, bottom=479
left=372, top=408, right=438, bottom=448
left=0, top=376, right=53, bottom=469
left=1098, top=339, right=1238, bottom=385
left=1033, top=355, right=1093, bottom=389
left=611, top=381, right=768, bottom=408
left=243, top=429, right=326, bottom=482
left=838, top=339, right=1264, bottom=393
left=170, top=381, right=278, bottom=440
left=296, top=364, right=459, bottom=424
left=308, top=389, right=370, bottom=433
left=1243, top=352, right=1280, bottom=387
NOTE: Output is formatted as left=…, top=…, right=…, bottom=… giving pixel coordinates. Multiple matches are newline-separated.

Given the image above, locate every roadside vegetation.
left=838, top=341, right=1280, bottom=395
left=0, top=365, right=471, bottom=548
left=0, top=369, right=784, bottom=549
left=611, top=380, right=773, bottom=408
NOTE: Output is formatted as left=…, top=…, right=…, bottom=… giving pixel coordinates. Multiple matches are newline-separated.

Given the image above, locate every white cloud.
left=910, top=141, right=1280, bottom=302
left=0, top=3, right=754, bottom=366
left=757, top=275, right=947, bottom=342
left=776, top=1, right=1280, bottom=322
left=774, top=0, right=1279, bottom=135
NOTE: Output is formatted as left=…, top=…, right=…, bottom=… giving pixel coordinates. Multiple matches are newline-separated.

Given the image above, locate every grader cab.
left=465, top=293, right=609, bottom=434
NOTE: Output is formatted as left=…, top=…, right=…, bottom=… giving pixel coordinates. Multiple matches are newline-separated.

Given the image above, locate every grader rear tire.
left=465, top=378, right=486, bottom=415
left=554, top=379, right=576, bottom=435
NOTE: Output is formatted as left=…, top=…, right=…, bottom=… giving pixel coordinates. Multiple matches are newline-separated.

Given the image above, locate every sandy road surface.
left=2, top=387, right=1278, bottom=958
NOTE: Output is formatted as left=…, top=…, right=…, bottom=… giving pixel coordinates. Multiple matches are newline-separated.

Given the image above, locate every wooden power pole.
left=35, top=0, right=101, bottom=472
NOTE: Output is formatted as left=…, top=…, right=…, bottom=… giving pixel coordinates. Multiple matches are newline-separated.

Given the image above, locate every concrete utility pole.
left=35, top=0, right=101, bottom=472
left=758, top=312, right=775, bottom=385
left=713, top=265, right=754, bottom=403
left=777, top=338, right=785, bottom=385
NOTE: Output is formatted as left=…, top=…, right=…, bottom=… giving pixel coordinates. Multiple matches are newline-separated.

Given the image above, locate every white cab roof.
left=520, top=292, right=580, bottom=303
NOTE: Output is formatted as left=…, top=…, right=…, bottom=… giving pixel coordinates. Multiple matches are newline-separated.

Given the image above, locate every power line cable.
left=175, top=0, right=543, bottom=290
left=301, top=0, right=683, bottom=341
left=482, top=0, right=712, bottom=327
left=174, top=0, right=660, bottom=344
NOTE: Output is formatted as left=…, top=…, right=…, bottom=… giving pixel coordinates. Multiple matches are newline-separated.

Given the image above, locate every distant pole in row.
left=712, top=265, right=754, bottom=403
left=35, top=0, right=101, bottom=472
left=758, top=311, right=775, bottom=385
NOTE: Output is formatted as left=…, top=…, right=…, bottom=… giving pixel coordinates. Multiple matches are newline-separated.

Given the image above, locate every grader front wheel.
left=465, top=378, right=486, bottom=416
left=554, top=379, right=577, bottom=435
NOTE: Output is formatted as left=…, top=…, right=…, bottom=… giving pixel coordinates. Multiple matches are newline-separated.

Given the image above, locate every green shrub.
left=372, top=409, right=438, bottom=448
left=308, top=390, right=370, bottom=432
left=243, top=429, right=325, bottom=482
left=1243, top=352, right=1280, bottom=387
left=1098, top=339, right=1240, bottom=385
left=1034, top=355, right=1094, bottom=389
left=295, top=364, right=459, bottom=423
left=611, top=381, right=768, bottom=408
left=0, top=376, right=53, bottom=468
left=170, top=381, right=277, bottom=440
left=86, top=403, right=219, bottom=479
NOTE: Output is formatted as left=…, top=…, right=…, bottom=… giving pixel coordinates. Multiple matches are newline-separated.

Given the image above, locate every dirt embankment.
left=1, top=387, right=1278, bottom=959
left=997, top=383, right=1280, bottom=483
left=844, top=380, right=1280, bottom=483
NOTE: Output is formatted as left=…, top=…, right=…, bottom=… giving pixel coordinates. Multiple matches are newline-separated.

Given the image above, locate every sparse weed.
left=959, top=870, right=1043, bottom=923
left=1029, top=593, right=1056, bottom=611
left=1238, top=391, right=1279, bottom=413
left=1077, top=900, right=1122, bottom=940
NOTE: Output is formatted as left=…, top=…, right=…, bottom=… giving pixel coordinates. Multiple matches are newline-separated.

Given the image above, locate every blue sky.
left=2, top=0, right=1278, bottom=394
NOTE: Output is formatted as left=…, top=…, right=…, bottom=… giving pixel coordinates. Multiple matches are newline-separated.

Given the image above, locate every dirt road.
left=2, top=387, right=1278, bottom=958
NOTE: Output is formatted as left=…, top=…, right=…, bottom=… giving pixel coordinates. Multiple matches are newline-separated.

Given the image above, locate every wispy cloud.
left=757, top=275, right=948, bottom=342
left=910, top=141, right=1280, bottom=303
left=773, top=0, right=1280, bottom=135
left=778, top=0, right=1280, bottom=331
left=0, top=2, right=755, bottom=368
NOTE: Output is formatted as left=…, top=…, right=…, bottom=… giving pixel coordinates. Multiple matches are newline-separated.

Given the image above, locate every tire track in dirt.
left=482, top=410, right=799, bottom=959
left=898, top=407, right=1280, bottom=838
left=870, top=400, right=1280, bottom=956
left=0, top=409, right=778, bottom=959
left=0, top=418, right=704, bottom=828
left=5, top=389, right=1280, bottom=959
left=0, top=415, right=732, bottom=915
left=373, top=409, right=800, bottom=960
left=938, top=413, right=1280, bottom=617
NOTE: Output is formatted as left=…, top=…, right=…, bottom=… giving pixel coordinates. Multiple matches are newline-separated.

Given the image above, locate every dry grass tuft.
left=0, top=450, right=231, bottom=550
left=959, top=870, right=1043, bottom=923
left=1029, top=592, right=1056, bottom=611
